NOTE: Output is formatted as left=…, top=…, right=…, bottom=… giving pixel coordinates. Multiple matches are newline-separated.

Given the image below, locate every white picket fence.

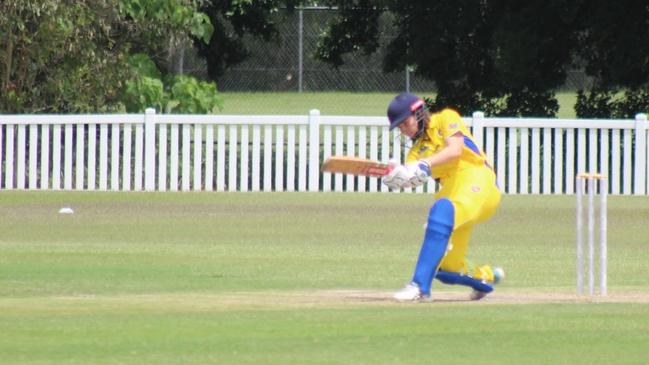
left=1, top=110, right=647, bottom=195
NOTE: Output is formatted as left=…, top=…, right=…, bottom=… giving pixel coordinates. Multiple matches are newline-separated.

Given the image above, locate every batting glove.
left=382, top=164, right=413, bottom=190
left=407, top=160, right=431, bottom=187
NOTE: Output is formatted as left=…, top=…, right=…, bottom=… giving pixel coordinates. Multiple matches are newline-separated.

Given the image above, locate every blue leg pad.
left=412, top=198, right=454, bottom=295
left=435, top=270, right=494, bottom=293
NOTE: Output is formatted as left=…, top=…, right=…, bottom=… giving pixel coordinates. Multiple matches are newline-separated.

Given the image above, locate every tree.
left=119, top=0, right=222, bottom=113
left=574, top=0, right=649, bottom=118
left=0, top=1, right=128, bottom=112
left=485, top=0, right=584, bottom=116
left=195, top=0, right=304, bottom=80
left=0, top=0, right=218, bottom=113
left=314, top=1, right=383, bottom=69
left=314, top=0, right=590, bottom=117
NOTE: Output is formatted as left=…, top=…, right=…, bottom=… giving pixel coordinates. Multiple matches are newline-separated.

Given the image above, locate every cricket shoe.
left=393, top=282, right=430, bottom=302
left=470, top=266, right=505, bottom=301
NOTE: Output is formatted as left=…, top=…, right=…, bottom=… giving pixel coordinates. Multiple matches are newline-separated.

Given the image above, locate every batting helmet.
left=387, top=92, right=426, bottom=130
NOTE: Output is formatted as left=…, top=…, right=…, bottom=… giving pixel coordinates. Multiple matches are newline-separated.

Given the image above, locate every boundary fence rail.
left=1, top=110, right=647, bottom=195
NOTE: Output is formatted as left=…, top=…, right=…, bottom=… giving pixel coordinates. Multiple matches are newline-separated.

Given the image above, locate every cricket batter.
left=383, top=92, right=504, bottom=301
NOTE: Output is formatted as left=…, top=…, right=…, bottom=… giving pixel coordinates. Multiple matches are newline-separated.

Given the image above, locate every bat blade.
left=321, top=156, right=393, bottom=177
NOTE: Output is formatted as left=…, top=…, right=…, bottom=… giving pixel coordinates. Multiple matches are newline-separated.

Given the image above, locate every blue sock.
left=412, top=198, right=454, bottom=295
left=435, top=270, right=494, bottom=293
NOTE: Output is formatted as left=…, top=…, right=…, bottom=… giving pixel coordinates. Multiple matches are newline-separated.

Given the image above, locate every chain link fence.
left=179, top=7, right=590, bottom=115
left=213, top=9, right=436, bottom=93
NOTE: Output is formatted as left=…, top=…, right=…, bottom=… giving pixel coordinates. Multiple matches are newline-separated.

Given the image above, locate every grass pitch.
left=1, top=192, right=648, bottom=364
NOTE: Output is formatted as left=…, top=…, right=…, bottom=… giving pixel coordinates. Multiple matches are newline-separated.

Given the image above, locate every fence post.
left=298, top=8, right=304, bottom=93
left=472, top=111, right=485, bottom=150
left=308, top=109, right=320, bottom=191
left=144, top=108, right=157, bottom=191
left=635, top=113, right=648, bottom=195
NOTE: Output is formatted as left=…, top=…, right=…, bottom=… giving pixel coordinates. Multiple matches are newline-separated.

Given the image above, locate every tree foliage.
left=3, top=0, right=646, bottom=117
left=314, top=0, right=648, bottom=117
left=574, top=0, right=649, bottom=118
left=195, top=0, right=304, bottom=80
left=314, top=1, right=382, bottom=68
left=0, top=0, right=219, bottom=113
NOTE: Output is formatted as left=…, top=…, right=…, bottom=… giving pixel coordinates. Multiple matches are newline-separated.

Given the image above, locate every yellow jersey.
left=405, top=108, right=491, bottom=182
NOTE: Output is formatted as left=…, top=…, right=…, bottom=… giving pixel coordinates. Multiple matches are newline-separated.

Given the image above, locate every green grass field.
left=219, top=92, right=579, bottom=118
left=1, top=192, right=648, bottom=364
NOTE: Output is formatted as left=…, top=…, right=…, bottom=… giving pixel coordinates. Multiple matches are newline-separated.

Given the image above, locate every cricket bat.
left=321, top=156, right=394, bottom=177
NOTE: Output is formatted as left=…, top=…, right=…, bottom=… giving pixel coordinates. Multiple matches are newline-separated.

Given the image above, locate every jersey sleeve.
left=439, top=109, right=469, bottom=139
